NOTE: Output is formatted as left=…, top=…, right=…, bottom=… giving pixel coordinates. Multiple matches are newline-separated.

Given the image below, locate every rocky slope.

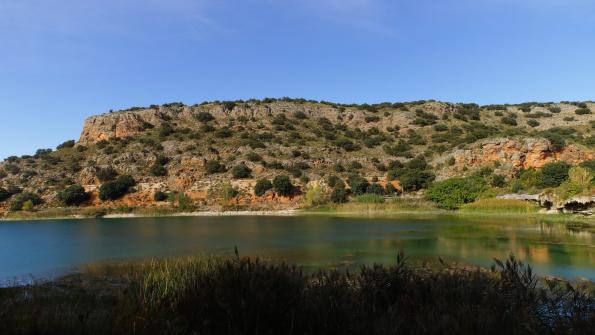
left=1, top=99, right=594, bottom=213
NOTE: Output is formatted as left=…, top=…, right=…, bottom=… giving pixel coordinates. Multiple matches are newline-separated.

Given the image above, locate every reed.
left=460, top=198, right=540, bottom=214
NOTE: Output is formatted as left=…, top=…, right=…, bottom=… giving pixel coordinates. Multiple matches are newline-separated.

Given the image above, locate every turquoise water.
left=0, top=215, right=593, bottom=283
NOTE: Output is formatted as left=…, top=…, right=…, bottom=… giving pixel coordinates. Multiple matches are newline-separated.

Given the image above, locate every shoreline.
left=1, top=207, right=593, bottom=225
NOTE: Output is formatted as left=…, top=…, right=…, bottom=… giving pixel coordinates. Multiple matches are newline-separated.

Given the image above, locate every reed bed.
left=1, top=253, right=593, bottom=334
left=460, top=198, right=540, bottom=214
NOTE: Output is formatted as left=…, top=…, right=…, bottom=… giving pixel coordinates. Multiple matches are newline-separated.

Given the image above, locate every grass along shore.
left=1, top=253, right=593, bottom=334
left=1, top=198, right=594, bottom=226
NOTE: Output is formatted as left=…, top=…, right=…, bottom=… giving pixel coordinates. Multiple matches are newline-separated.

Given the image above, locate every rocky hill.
left=1, top=98, right=594, bottom=214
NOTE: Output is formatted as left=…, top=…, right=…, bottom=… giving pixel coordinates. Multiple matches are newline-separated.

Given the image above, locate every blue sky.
left=1, top=0, right=594, bottom=159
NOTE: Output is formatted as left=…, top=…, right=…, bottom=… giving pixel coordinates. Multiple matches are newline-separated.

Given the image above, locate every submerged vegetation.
left=0, top=253, right=593, bottom=334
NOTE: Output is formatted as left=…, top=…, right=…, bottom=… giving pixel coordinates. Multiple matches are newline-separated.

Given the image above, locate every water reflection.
left=0, top=215, right=592, bottom=282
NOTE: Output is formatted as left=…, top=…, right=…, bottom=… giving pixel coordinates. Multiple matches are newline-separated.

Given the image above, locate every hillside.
left=1, top=98, right=594, bottom=215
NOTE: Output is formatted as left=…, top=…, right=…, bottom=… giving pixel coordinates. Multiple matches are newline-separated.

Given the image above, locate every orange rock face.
left=452, top=138, right=594, bottom=172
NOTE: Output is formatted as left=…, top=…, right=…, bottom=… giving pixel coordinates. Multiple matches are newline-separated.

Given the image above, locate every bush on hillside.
left=575, top=108, right=592, bottom=115
left=538, top=162, right=570, bottom=188
left=99, top=175, right=136, bottom=201
left=57, top=185, right=90, bottom=206
left=195, top=112, right=215, bottom=123
left=543, top=133, right=566, bottom=151
left=304, top=185, right=328, bottom=206
left=57, top=140, right=76, bottom=150
left=254, top=179, right=273, bottom=196
left=347, top=174, right=369, bottom=195
left=330, top=187, right=348, bottom=203
left=231, top=164, right=252, bottom=179
left=96, top=167, right=118, bottom=182
left=205, top=160, right=227, bottom=174
left=245, top=152, right=262, bottom=162
left=273, top=175, right=294, bottom=196
left=0, top=187, right=11, bottom=202
left=154, top=191, right=168, bottom=202
left=399, top=170, right=435, bottom=192
left=425, top=177, right=486, bottom=209
left=150, top=164, right=168, bottom=177
left=490, top=174, right=507, bottom=188
left=10, top=192, right=43, bottom=211
left=366, top=183, right=385, bottom=195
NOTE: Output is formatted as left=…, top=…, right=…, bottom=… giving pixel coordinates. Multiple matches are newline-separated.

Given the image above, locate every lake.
left=0, top=214, right=593, bottom=284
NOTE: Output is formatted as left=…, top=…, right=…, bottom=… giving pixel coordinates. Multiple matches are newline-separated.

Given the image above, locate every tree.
left=425, top=177, right=485, bottom=209
left=195, top=112, right=215, bottom=123
left=57, top=140, right=75, bottom=150
left=154, top=191, right=168, bottom=202
left=538, top=162, right=570, bottom=188
left=399, top=170, right=435, bottom=192
left=150, top=164, right=168, bottom=177
left=58, top=185, right=90, bottom=206
left=367, top=183, right=385, bottom=195
left=231, top=164, right=252, bottom=179
left=10, top=192, right=42, bottom=211
left=330, top=187, right=348, bottom=203
left=205, top=160, right=227, bottom=174
left=347, top=174, right=369, bottom=195
left=0, top=187, right=11, bottom=202
left=254, top=179, right=273, bottom=196
left=543, top=134, right=565, bottom=151
left=273, top=175, right=293, bottom=196
left=490, top=175, right=507, bottom=188
left=99, top=175, right=136, bottom=201
left=96, top=167, right=118, bottom=182
left=304, top=185, right=328, bottom=206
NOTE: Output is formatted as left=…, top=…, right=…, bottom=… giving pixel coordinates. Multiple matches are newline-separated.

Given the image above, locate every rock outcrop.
left=448, top=138, right=594, bottom=174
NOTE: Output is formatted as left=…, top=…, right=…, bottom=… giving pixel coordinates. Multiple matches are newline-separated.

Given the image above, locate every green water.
left=0, top=214, right=593, bottom=282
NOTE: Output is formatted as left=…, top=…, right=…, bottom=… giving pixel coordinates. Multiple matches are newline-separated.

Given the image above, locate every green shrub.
left=205, top=160, right=227, bottom=174
left=154, top=191, right=168, bottom=202
left=214, top=127, right=233, bottom=138
left=575, top=108, right=592, bottom=115
left=347, top=174, right=369, bottom=195
left=580, top=160, right=595, bottom=172
left=195, top=112, right=215, bottom=122
left=526, top=119, right=539, bottom=128
left=254, top=179, right=273, bottom=196
left=96, top=167, right=118, bottom=182
left=10, top=192, right=42, bottom=211
left=399, top=170, right=435, bottom=192
left=326, top=175, right=343, bottom=188
left=330, top=187, right=348, bottom=203
left=150, top=164, right=167, bottom=177
left=99, top=175, right=136, bottom=201
left=273, top=175, right=294, bottom=196
left=245, top=152, right=262, bottom=162
left=159, top=123, right=174, bottom=137
left=490, top=175, right=507, bottom=188
left=548, top=106, right=561, bottom=113
left=543, top=133, right=565, bottom=151
left=538, top=162, right=570, bottom=188
left=366, top=183, right=385, bottom=195
left=231, top=164, right=252, bottom=179
left=304, top=185, right=328, bottom=206
left=425, top=177, right=486, bottom=209
left=0, top=187, right=11, bottom=202
left=501, top=116, right=517, bottom=126
left=56, top=140, right=75, bottom=150
left=57, top=185, right=90, bottom=206
left=293, top=111, right=308, bottom=119
left=0, top=169, right=6, bottom=179
left=4, top=164, right=20, bottom=175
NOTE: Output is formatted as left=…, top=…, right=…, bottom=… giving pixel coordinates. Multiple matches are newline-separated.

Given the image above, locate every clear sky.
left=1, top=0, right=594, bottom=159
